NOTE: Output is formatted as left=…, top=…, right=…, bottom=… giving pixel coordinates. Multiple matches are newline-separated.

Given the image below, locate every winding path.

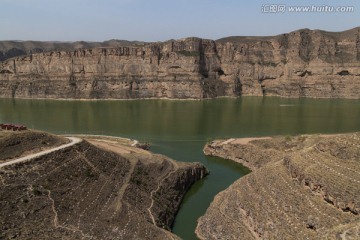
left=0, top=137, right=82, bottom=169
left=147, top=162, right=178, bottom=226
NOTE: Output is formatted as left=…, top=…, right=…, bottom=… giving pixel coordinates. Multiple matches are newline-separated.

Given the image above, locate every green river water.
left=1, top=97, right=360, bottom=239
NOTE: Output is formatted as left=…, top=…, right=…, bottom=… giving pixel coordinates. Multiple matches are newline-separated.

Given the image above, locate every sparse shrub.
left=85, top=169, right=95, bottom=177
left=32, top=188, right=42, bottom=196
left=206, top=137, right=215, bottom=144
left=285, top=135, right=292, bottom=142
left=176, top=50, right=199, bottom=57
left=135, top=169, right=143, bottom=175
left=136, top=142, right=151, bottom=150
left=135, top=179, right=141, bottom=185
left=258, top=61, right=278, bottom=67
left=299, top=136, right=307, bottom=142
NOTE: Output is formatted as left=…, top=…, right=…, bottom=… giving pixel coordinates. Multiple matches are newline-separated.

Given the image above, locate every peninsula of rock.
left=0, top=130, right=208, bottom=239
left=197, top=133, right=360, bottom=239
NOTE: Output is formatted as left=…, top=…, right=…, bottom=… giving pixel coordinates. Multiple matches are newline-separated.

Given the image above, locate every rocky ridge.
left=0, top=131, right=208, bottom=239
left=1, top=27, right=360, bottom=99
left=197, top=133, right=360, bottom=239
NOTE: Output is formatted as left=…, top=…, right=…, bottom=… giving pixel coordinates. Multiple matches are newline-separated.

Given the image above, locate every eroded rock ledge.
left=1, top=27, right=360, bottom=99
left=198, top=133, right=360, bottom=239
left=0, top=130, right=208, bottom=239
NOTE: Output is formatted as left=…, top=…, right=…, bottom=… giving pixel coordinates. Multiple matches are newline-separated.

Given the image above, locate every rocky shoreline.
left=197, top=133, right=360, bottom=239
left=1, top=27, right=360, bottom=99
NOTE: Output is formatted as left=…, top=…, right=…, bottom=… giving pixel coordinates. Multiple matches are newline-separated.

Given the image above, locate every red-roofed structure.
left=0, top=124, right=27, bottom=131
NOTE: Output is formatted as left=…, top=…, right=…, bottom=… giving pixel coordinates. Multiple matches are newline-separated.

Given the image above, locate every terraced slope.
left=0, top=130, right=68, bottom=162
left=197, top=133, right=360, bottom=239
left=0, top=134, right=207, bottom=239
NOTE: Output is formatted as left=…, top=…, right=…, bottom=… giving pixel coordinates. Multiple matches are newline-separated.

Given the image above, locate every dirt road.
left=0, top=137, right=82, bottom=169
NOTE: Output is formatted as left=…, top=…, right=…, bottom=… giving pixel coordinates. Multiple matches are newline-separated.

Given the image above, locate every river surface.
left=1, top=97, right=360, bottom=239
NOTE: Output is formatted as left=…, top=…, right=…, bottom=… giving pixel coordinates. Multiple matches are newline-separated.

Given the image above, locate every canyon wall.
left=1, top=27, right=360, bottom=99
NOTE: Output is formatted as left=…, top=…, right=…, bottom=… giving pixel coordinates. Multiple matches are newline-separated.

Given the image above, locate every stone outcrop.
left=197, top=133, right=360, bottom=239
left=1, top=27, right=360, bottom=99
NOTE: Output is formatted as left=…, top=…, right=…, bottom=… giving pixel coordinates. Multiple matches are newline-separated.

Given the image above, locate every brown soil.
left=0, top=133, right=208, bottom=240
left=198, top=133, right=360, bottom=239
left=231, top=137, right=272, bottom=145
left=0, top=130, right=68, bottom=162
left=86, top=139, right=150, bottom=156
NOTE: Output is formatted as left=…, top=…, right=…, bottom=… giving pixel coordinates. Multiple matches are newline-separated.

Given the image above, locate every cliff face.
left=217, top=28, right=360, bottom=98
left=1, top=27, right=360, bottom=99
left=0, top=39, right=143, bottom=61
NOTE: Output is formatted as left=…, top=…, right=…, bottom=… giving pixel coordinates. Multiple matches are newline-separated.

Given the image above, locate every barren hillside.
left=0, top=130, right=68, bottom=162
left=0, top=132, right=207, bottom=239
left=197, top=133, right=360, bottom=239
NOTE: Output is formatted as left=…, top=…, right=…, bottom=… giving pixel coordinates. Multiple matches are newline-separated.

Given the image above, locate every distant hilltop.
left=1, top=27, right=359, bottom=62
left=0, top=27, right=360, bottom=99
left=0, top=39, right=146, bottom=61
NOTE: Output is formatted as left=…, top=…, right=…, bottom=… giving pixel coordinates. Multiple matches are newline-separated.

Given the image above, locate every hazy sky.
left=1, top=0, right=359, bottom=42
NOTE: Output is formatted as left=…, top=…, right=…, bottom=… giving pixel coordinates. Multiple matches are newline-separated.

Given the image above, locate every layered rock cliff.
left=1, top=27, right=360, bottom=99
left=0, top=39, right=143, bottom=61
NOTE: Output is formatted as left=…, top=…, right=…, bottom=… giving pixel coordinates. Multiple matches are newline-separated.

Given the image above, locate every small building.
left=3, top=124, right=13, bottom=130
left=0, top=124, right=27, bottom=131
left=14, top=125, right=27, bottom=131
